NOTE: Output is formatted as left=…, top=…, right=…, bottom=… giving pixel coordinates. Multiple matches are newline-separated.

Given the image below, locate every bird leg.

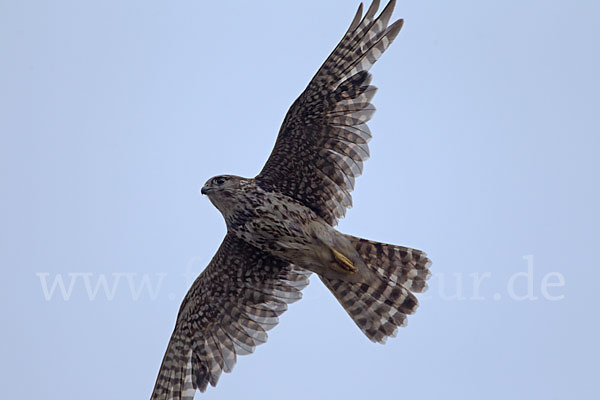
left=330, top=248, right=357, bottom=274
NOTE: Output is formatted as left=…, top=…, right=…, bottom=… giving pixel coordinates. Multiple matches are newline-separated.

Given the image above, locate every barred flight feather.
left=347, top=235, right=433, bottom=293
left=320, top=235, right=431, bottom=344
left=257, top=0, right=404, bottom=226
left=150, top=234, right=310, bottom=400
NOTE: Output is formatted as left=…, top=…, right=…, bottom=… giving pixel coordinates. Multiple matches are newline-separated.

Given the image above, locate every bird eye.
left=214, top=177, right=226, bottom=185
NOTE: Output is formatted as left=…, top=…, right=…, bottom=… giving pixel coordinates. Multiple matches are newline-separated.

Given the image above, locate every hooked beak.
left=201, top=186, right=210, bottom=195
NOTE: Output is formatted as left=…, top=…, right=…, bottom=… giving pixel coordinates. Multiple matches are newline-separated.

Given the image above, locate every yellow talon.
left=331, top=249, right=357, bottom=274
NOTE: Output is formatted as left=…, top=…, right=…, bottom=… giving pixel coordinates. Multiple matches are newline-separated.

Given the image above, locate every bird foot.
left=331, top=249, right=357, bottom=274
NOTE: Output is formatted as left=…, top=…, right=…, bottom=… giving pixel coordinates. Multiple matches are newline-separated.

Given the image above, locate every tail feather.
left=348, top=235, right=432, bottom=293
left=320, top=235, right=431, bottom=343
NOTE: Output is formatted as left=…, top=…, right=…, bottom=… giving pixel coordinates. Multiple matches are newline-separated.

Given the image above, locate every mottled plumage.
left=258, top=0, right=403, bottom=226
left=151, top=234, right=310, bottom=399
left=151, top=1, right=431, bottom=399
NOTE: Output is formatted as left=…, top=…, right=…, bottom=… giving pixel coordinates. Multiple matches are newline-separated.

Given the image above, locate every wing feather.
left=150, top=234, right=311, bottom=400
left=256, top=0, right=403, bottom=225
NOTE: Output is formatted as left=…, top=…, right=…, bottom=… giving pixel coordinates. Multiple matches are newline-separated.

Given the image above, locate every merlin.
left=150, top=1, right=431, bottom=398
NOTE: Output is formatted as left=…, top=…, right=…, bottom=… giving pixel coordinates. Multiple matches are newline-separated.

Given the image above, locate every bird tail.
left=319, top=235, right=431, bottom=343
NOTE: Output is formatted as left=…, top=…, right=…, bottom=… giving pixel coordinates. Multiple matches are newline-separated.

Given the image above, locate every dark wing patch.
left=256, top=0, right=403, bottom=225
left=150, top=234, right=310, bottom=400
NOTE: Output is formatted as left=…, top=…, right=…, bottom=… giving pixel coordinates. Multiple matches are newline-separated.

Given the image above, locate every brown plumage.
left=151, top=1, right=431, bottom=399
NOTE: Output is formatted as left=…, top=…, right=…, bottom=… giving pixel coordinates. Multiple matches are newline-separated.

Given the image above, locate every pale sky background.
left=1, top=1, right=599, bottom=399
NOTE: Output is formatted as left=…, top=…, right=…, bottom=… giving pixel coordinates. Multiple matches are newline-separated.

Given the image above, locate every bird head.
left=200, top=175, right=249, bottom=216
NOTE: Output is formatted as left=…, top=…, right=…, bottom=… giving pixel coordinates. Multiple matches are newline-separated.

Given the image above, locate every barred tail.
left=320, top=235, right=432, bottom=343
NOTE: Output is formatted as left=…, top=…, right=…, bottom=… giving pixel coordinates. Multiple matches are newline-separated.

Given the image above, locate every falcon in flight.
left=151, top=1, right=431, bottom=398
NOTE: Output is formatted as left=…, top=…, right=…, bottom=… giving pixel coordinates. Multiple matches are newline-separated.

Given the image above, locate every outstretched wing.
left=256, top=0, right=403, bottom=226
left=150, top=234, right=310, bottom=400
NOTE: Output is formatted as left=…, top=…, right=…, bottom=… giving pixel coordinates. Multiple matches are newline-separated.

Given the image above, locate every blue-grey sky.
left=1, top=1, right=599, bottom=399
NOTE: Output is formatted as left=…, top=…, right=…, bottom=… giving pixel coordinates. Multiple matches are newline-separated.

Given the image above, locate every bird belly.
left=231, top=195, right=362, bottom=279
left=236, top=207, right=316, bottom=258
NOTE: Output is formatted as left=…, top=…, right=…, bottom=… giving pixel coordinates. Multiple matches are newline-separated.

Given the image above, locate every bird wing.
left=150, top=234, right=310, bottom=400
left=256, top=0, right=403, bottom=226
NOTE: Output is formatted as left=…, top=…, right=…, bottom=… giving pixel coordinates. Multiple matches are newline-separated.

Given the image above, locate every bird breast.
left=227, top=187, right=329, bottom=260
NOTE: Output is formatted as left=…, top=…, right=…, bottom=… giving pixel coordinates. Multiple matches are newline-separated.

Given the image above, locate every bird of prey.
left=150, top=1, right=431, bottom=398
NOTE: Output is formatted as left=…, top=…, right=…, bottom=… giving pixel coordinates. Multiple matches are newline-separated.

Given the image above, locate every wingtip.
left=387, top=18, right=405, bottom=39
left=348, top=2, right=364, bottom=33
left=365, top=0, right=381, bottom=20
